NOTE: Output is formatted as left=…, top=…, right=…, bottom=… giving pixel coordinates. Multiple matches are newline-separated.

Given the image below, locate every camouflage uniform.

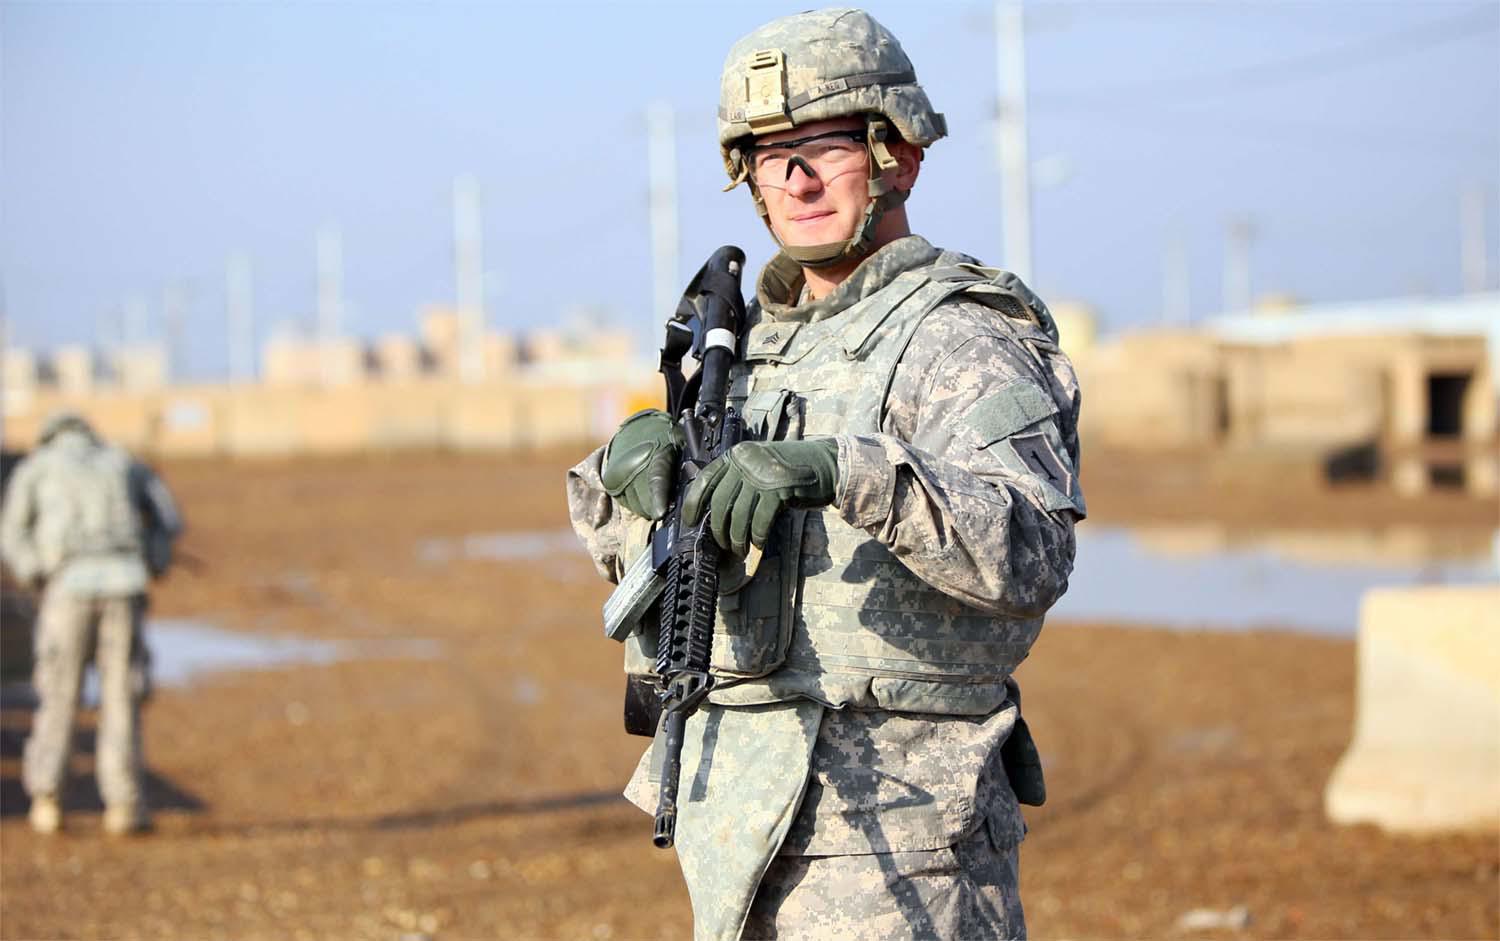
left=0, top=414, right=182, bottom=826
left=566, top=9, right=1082, bottom=940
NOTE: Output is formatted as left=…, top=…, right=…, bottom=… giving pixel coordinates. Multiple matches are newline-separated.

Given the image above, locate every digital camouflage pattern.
left=23, top=592, right=149, bottom=813
left=0, top=424, right=182, bottom=597
left=717, top=8, right=946, bottom=166
left=1, top=418, right=180, bottom=823
left=717, top=8, right=946, bottom=268
left=743, top=819, right=1025, bottom=940
left=623, top=701, right=822, bottom=940
left=568, top=235, right=1082, bottom=940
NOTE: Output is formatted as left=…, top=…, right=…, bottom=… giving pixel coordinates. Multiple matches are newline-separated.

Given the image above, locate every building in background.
left=1071, top=291, right=1499, bottom=496
left=1, top=306, right=645, bottom=457
left=3, top=290, right=1495, bottom=500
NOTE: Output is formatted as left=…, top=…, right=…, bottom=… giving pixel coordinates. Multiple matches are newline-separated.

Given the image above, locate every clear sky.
left=3, top=1, right=1497, bottom=379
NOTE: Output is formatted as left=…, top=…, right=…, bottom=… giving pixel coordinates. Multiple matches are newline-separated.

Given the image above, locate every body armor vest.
left=625, top=264, right=1067, bottom=717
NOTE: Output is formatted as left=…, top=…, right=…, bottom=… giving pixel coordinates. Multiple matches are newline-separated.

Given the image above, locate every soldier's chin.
left=780, top=221, right=855, bottom=250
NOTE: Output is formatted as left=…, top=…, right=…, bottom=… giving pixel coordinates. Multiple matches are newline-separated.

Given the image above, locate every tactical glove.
left=681, top=438, right=840, bottom=557
left=601, top=409, right=683, bottom=521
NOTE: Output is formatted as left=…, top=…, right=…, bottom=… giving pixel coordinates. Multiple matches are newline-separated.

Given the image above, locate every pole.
left=647, top=102, right=680, bottom=328
left=996, top=0, right=1032, bottom=283
left=163, top=283, right=187, bottom=384
left=1164, top=233, right=1191, bottom=326
left=316, top=224, right=343, bottom=386
left=228, top=252, right=255, bottom=382
left=454, top=173, right=485, bottom=383
left=1461, top=185, right=1489, bottom=293
left=1224, top=218, right=1255, bottom=314
left=124, top=296, right=149, bottom=348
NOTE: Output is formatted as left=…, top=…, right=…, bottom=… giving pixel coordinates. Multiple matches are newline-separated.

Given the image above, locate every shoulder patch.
left=963, top=381, right=1060, bottom=446
left=1010, top=431, right=1075, bottom=505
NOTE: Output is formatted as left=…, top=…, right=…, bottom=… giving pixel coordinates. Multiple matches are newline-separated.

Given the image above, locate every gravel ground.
left=1, top=451, right=1494, bottom=941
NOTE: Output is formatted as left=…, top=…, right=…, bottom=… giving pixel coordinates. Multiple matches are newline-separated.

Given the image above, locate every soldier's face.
left=753, top=117, right=871, bottom=249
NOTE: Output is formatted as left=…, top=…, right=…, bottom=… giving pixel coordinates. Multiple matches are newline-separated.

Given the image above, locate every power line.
left=1036, top=6, right=1499, bottom=108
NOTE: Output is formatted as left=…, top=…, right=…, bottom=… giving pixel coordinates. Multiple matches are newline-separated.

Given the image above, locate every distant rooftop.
left=1208, top=291, right=1499, bottom=343
left=1208, top=292, right=1500, bottom=390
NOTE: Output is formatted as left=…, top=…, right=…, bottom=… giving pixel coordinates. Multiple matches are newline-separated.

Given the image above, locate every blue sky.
left=3, top=1, right=1497, bottom=379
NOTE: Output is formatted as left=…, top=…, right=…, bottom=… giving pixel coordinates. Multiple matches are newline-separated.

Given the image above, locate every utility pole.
left=454, top=173, right=485, bottom=383
left=124, top=296, right=149, bottom=348
left=316, top=224, right=343, bottom=385
left=1461, top=185, right=1489, bottom=293
left=647, top=101, right=681, bottom=329
left=163, top=283, right=188, bottom=383
left=227, top=252, right=255, bottom=382
left=1224, top=217, right=1256, bottom=314
left=995, top=0, right=1032, bottom=283
left=1164, top=233, right=1191, bottom=326
left=96, top=307, right=122, bottom=354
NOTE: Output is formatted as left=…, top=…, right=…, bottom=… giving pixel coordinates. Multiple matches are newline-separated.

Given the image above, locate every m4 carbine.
left=600, top=245, right=747, bottom=849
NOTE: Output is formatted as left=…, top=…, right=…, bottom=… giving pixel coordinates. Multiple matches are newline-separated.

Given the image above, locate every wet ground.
left=1, top=450, right=1495, bottom=940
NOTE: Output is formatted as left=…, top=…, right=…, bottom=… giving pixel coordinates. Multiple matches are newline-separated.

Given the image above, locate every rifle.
left=600, top=245, right=747, bottom=848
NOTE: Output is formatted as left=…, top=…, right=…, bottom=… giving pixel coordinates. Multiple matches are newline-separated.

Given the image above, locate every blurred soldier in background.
left=1, top=410, right=182, bottom=836
left=569, top=7, right=1083, bottom=939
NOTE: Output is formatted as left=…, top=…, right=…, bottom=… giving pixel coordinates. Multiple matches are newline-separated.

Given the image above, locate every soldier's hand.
left=681, top=438, right=839, bottom=557
left=601, top=409, right=683, bottom=521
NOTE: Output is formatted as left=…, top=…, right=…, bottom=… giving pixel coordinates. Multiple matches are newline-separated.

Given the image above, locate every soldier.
left=567, top=8, right=1083, bottom=939
left=1, top=411, right=182, bottom=835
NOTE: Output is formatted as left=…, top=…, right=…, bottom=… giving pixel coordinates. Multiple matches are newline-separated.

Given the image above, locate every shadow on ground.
left=0, top=703, right=207, bottom=818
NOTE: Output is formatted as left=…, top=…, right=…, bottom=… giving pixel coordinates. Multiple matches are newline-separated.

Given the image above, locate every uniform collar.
left=755, top=235, right=943, bottom=325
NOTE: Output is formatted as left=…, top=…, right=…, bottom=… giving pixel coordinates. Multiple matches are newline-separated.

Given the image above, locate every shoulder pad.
left=924, top=264, right=1059, bottom=344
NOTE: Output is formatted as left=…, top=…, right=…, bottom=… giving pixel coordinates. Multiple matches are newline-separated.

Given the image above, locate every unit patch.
left=1009, top=431, right=1073, bottom=497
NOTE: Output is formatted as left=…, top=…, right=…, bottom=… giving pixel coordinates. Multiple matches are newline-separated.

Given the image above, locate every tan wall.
left=1075, top=329, right=1494, bottom=462
left=54, top=346, right=96, bottom=397
left=2, top=376, right=655, bottom=458
left=113, top=346, right=169, bottom=392
left=1221, top=342, right=1386, bottom=449
left=1073, top=331, right=1224, bottom=450
left=2, top=349, right=39, bottom=418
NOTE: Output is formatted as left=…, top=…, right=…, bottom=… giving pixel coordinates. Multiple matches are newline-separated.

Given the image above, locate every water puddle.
left=417, top=529, right=584, bottom=564
left=1053, top=524, right=1497, bottom=633
left=140, top=619, right=441, bottom=689
left=420, top=524, right=1495, bottom=635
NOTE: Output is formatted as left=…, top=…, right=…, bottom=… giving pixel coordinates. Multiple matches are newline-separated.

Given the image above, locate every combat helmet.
left=719, top=8, right=947, bottom=267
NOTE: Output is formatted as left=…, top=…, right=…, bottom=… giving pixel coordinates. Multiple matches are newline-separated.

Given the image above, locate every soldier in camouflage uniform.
left=567, top=8, right=1083, bottom=939
left=1, top=411, right=182, bottom=835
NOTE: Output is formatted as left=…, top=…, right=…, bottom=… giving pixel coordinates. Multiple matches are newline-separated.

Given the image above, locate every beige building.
left=1071, top=292, right=1499, bottom=496
left=2, top=308, right=646, bottom=457
left=7, top=291, right=1494, bottom=494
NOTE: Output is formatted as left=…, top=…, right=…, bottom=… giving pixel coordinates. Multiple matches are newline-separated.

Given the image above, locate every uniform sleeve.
left=831, top=314, right=1083, bottom=618
left=0, top=459, right=42, bottom=584
left=565, top=444, right=631, bottom=584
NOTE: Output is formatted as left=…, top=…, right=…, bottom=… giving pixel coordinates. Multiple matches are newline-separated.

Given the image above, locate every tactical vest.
left=32, top=438, right=145, bottom=576
left=625, top=265, right=1073, bottom=717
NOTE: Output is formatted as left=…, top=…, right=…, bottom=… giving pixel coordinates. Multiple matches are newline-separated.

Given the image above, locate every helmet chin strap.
left=743, top=116, right=909, bottom=269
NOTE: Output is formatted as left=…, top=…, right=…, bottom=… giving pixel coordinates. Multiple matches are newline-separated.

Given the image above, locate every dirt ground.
left=1, top=449, right=1495, bottom=941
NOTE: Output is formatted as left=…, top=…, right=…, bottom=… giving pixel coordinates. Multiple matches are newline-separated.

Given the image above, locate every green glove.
left=602, top=409, right=683, bottom=521
left=681, top=438, right=840, bottom=557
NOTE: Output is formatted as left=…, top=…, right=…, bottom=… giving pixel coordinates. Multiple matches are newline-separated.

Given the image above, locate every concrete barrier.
left=1325, top=585, right=1500, bottom=833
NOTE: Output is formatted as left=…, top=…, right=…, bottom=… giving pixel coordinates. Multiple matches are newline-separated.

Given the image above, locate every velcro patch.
left=963, top=381, right=1060, bottom=446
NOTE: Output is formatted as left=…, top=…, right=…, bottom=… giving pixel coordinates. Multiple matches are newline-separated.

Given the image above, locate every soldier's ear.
left=888, top=141, right=922, bottom=193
